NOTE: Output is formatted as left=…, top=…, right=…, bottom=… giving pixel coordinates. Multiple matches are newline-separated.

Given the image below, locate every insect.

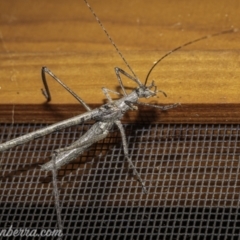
left=0, top=0, right=236, bottom=193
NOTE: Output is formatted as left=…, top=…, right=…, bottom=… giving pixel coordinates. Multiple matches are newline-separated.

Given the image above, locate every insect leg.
left=54, top=131, right=109, bottom=154
left=41, top=67, right=91, bottom=111
left=42, top=122, right=111, bottom=170
left=134, top=101, right=179, bottom=111
left=115, top=120, right=147, bottom=193
left=102, top=87, right=122, bottom=103
left=115, top=67, right=143, bottom=96
left=41, top=132, right=109, bottom=171
left=41, top=142, right=92, bottom=171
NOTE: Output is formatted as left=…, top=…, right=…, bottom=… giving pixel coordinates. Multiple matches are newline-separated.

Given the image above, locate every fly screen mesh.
left=0, top=123, right=240, bottom=239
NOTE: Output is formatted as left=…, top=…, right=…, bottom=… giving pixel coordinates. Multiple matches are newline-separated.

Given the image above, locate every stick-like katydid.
left=0, top=0, right=236, bottom=193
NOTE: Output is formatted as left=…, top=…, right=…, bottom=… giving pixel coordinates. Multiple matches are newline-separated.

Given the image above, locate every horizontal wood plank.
left=0, top=0, right=239, bottom=123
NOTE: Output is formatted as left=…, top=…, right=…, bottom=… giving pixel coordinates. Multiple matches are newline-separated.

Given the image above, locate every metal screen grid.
left=0, top=123, right=240, bottom=239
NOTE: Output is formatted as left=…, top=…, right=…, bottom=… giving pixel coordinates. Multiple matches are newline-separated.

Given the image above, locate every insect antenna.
left=144, top=28, right=237, bottom=86
left=84, top=0, right=138, bottom=80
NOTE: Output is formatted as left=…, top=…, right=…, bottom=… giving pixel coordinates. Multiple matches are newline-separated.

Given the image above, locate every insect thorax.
left=94, top=104, right=123, bottom=122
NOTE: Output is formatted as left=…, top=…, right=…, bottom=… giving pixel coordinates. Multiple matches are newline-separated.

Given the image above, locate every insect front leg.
left=114, top=67, right=143, bottom=96
left=115, top=120, right=147, bottom=194
left=41, top=67, right=91, bottom=111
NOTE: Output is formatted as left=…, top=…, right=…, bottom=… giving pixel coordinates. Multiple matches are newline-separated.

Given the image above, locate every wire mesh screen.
left=0, top=122, right=240, bottom=239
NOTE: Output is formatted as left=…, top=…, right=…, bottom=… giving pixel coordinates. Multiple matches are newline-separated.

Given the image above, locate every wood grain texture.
left=0, top=0, right=239, bottom=123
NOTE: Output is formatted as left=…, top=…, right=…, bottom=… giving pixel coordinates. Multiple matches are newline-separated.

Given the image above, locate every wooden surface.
left=0, top=0, right=239, bottom=123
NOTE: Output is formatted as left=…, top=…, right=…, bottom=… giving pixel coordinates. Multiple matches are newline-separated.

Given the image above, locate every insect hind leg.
left=41, top=129, right=109, bottom=171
